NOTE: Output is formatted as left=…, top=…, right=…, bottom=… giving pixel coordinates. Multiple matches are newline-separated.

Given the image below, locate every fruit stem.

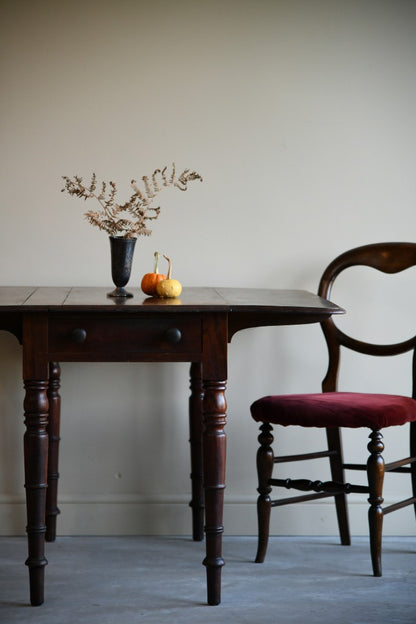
left=163, top=254, right=172, bottom=279
left=153, top=251, right=160, bottom=274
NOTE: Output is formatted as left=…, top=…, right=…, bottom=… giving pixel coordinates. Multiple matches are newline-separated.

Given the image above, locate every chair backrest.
left=317, top=242, right=416, bottom=395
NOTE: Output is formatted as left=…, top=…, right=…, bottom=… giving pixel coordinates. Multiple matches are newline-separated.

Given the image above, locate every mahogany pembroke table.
left=0, top=286, right=343, bottom=606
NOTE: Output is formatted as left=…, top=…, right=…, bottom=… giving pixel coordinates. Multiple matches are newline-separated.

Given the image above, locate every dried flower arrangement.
left=61, top=164, right=203, bottom=238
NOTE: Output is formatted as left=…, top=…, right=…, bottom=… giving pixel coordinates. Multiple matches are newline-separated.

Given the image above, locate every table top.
left=0, top=286, right=343, bottom=315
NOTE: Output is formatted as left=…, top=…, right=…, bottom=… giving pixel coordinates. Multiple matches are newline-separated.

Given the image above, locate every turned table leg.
left=46, top=362, right=61, bottom=542
left=202, top=379, right=227, bottom=605
left=189, top=362, right=205, bottom=541
left=23, top=378, right=49, bottom=606
left=23, top=312, right=49, bottom=606
left=201, top=313, right=228, bottom=606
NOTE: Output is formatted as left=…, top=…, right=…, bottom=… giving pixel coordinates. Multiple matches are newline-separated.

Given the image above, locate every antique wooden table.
left=0, top=286, right=343, bottom=606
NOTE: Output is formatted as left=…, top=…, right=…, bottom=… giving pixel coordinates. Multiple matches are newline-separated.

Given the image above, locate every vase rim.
left=109, top=235, right=137, bottom=241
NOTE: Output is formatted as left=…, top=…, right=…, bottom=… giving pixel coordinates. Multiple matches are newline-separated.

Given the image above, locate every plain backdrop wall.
left=1, top=0, right=416, bottom=537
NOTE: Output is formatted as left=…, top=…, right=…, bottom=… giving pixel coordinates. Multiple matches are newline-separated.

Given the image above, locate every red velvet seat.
left=251, top=392, right=416, bottom=430
left=251, top=243, right=416, bottom=576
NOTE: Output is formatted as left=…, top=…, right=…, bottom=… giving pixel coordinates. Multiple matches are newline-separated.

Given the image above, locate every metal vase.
left=107, top=236, right=137, bottom=298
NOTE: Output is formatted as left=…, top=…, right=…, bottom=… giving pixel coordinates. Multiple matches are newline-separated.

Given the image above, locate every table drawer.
left=47, top=315, right=202, bottom=356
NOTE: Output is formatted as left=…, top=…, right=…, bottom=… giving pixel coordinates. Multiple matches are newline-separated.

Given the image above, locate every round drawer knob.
left=164, top=327, right=182, bottom=344
left=71, top=328, right=87, bottom=344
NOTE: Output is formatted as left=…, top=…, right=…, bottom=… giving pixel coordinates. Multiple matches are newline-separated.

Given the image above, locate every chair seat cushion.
left=250, top=392, right=416, bottom=429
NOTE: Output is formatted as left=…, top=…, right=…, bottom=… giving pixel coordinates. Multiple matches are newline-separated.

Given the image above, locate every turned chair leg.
left=410, top=421, right=416, bottom=521
left=367, top=429, right=385, bottom=577
left=326, top=427, right=351, bottom=546
left=255, top=423, right=274, bottom=563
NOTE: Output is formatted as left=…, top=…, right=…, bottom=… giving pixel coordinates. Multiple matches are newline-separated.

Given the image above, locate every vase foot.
left=107, top=287, right=134, bottom=298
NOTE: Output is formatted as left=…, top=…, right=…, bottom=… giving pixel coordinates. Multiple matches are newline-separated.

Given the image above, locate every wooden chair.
left=251, top=242, right=416, bottom=575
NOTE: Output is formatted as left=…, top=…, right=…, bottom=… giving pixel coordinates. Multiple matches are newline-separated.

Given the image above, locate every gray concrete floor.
left=0, top=536, right=415, bottom=623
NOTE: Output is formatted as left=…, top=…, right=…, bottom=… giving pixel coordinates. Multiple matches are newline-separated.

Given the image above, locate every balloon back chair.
left=251, top=242, right=416, bottom=575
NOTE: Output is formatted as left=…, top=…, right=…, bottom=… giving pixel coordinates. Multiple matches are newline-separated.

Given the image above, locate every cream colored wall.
left=1, top=0, right=416, bottom=536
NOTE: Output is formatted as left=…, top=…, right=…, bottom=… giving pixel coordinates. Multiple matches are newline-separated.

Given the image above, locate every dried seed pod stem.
left=61, top=163, right=203, bottom=238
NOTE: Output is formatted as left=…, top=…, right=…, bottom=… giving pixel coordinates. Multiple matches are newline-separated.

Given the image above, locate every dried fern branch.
left=62, top=163, right=203, bottom=238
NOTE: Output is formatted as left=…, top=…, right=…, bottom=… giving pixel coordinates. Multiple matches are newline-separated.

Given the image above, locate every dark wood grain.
left=0, top=286, right=344, bottom=314
left=45, top=363, right=61, bottom=543
left=47, top=314, right=203, bottom=362
left=22, top=312, right=49, bottom=606
left=188, top=362, right=205, bottom=541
